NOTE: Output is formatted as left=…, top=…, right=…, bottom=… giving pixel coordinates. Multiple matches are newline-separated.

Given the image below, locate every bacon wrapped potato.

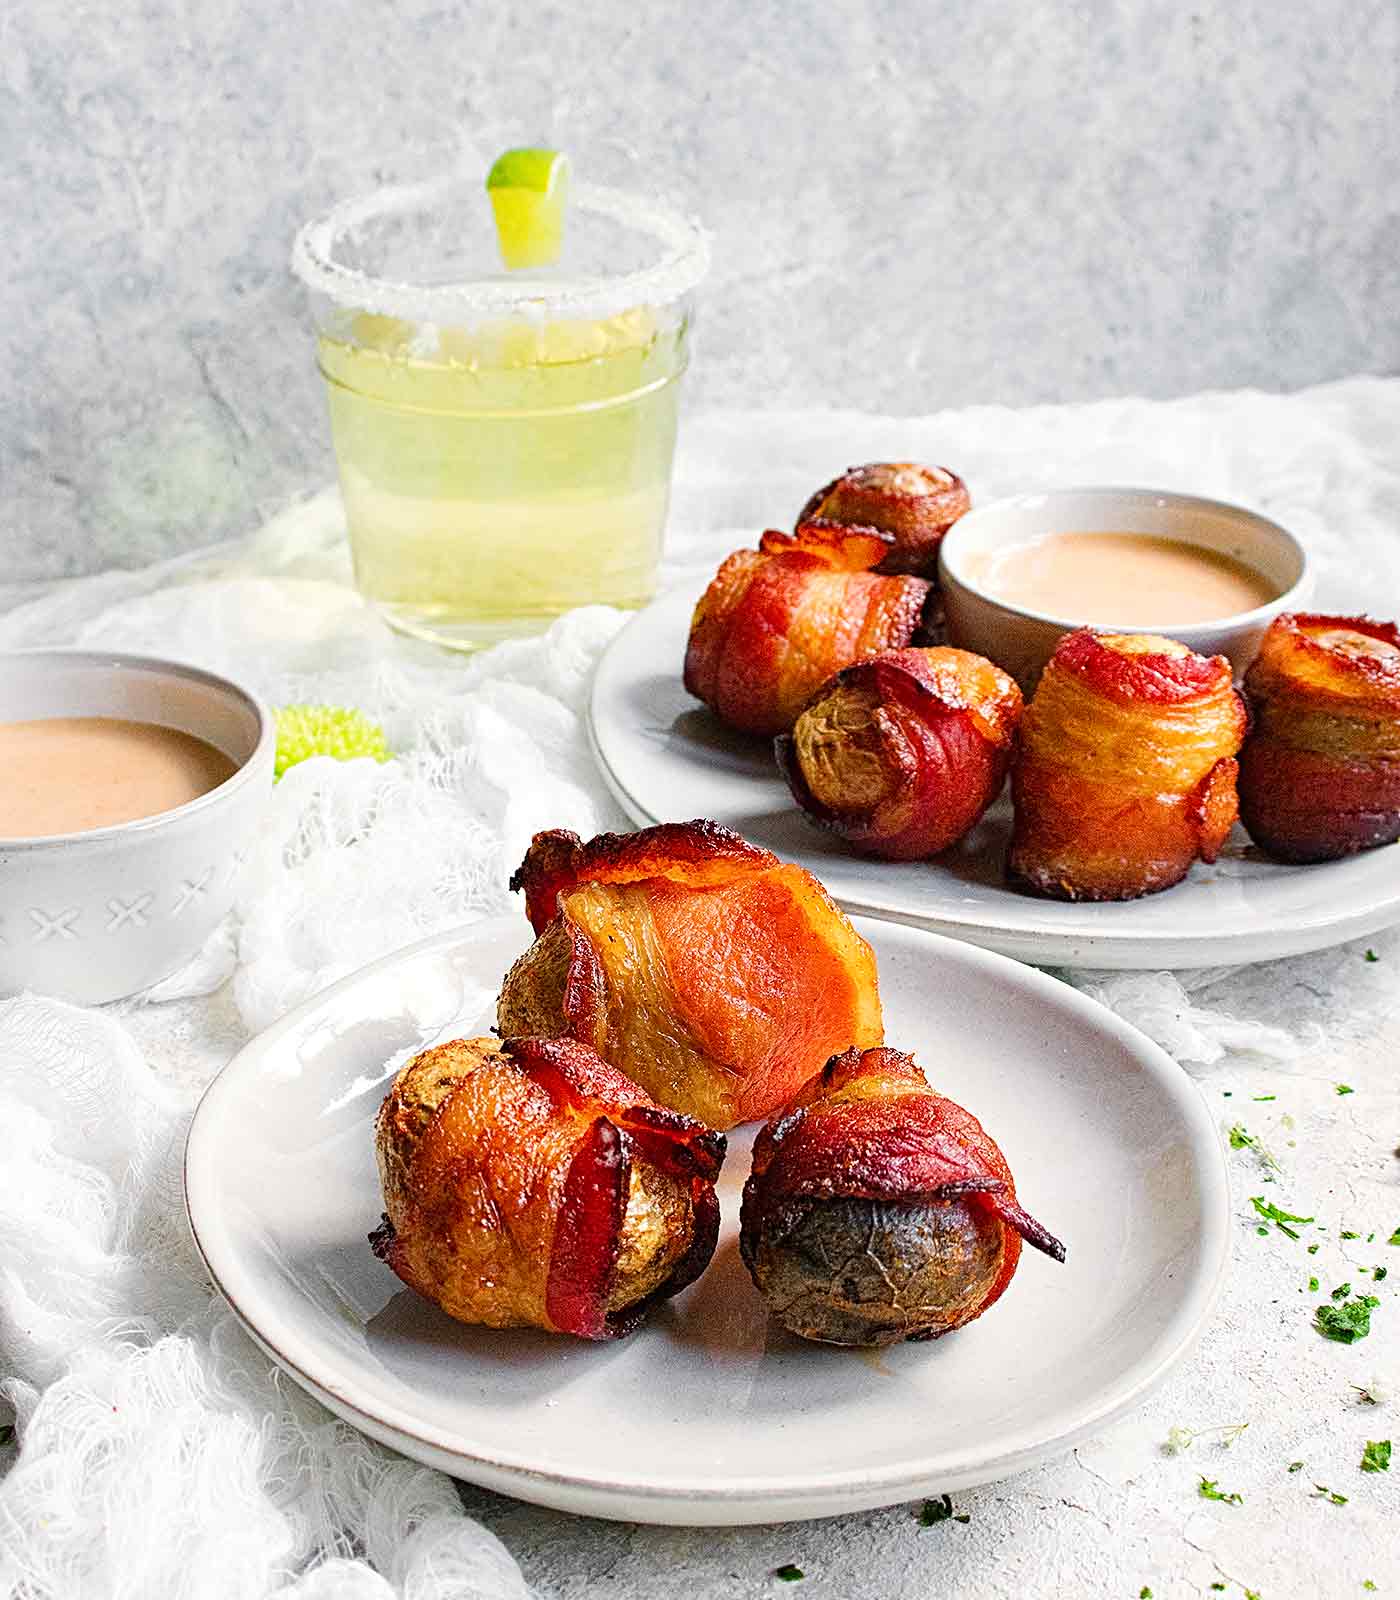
left=776, top=646, right=1022, bottom=860
left=1238, top=613, right=1400, bottom=863
left=1008, top=629, right=1247, bottom=901
left=739, top=1046, right=1064, bottom=1347
left=797, top=462, right=971, bottom=578
left=501, top=821, right=883, bottom=1130
left=684, top=522, right=934, bottom=737
left=371, top=1034, right=723, bottom=1340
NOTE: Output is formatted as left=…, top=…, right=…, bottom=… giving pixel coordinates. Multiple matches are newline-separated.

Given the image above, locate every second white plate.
left=185, top=912, right=1228, bottom=1525
left=589, top=585, right=1400, bottom=968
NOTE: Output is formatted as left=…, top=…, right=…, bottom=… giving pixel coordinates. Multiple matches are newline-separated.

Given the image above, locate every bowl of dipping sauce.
left=0, top=651, right=274, bottom=1005
left=938, top=487, right=1311, bottom=689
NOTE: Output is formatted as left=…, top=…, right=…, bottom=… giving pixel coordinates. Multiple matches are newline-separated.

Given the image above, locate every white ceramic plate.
left=589, top=586, right=1400, bottom=969
left=185, top=911, right=1228, bottom=1525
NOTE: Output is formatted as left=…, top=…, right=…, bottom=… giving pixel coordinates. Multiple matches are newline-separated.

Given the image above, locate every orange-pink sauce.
left=0, top=717, right=236, bottom=838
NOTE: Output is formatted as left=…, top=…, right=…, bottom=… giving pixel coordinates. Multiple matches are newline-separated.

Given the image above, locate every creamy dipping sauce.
left=970, top=532, right=1278, bottom=625
left=0, top=717, right=237, bottom=839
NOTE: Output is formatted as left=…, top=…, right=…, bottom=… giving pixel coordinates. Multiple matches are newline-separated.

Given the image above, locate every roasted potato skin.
left=777, top=647, right=1022, bottom=861
left=1008, top=630, right=1247, bottom=901
left=744, top=1194, right=1006, bottom=1347
left=504, top=822, right=883, bottom=1130
left=739, top=1046, right=1064, bottom=1347
left=1238, top=613, right=1400, bottom=863
left=683, top=523, right=932, bottom=737
left=797, top=462, right=971, bottom=579
left=371, top=1035, right=724, bottom=1339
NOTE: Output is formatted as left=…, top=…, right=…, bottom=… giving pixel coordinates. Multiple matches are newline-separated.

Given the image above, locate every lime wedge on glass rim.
left=487, top=147, right=571, bottom=270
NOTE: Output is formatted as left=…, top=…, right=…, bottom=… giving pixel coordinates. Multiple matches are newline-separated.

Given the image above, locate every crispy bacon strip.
left=796, top=461, right=971, bottom=578
left=683, top=522, right=933, bottom=737
left=1238, top=613, right=1400, bottom=862
left=1008, top=629, right=1247, bottom=901
left=372, top=1035, right=723, bottom=1340
left=502, top=821, right=884, bottom=1129
left=776, top=646, right=1022, bottom=860
left=739, top=1047, right=1063, bottom=1345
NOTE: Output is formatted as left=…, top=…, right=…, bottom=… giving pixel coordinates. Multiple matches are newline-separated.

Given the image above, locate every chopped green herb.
left=1223, top=1090, right=1233, bottom=1097
left=1288, top=1460, right=1304, bottom=1472
left=774, top=1564, right=804, bottom=1582
left=1364, top=1581, right=1377, bottom=1592
left=1253, top=1094, right=1277, bottom=1102
left=1337, top=1084, right=1356, bottom=1096
left=1309, top=1276, right=1320, bottom=1292
left=1140, top=1589, right=1152, bottom=1599
left=1314, top=1482, right=1348, bottom=1505
left=1389, top=1227, right=1400, bottom=1247
left=1342, top=1231, right=1362, bottom=1240
left=1229, top=1124, right=1255, bottom=1150
left=1361, top=1440, right=1391, bottom=1473
left=1198, top=1476, right=1243, bottom=1505
left=1375, top=1266, right=1389, bottom=1282
left=1332, top=1282, right=1354, bottom=1300
left=1365, top=948, right=1379, bottom=962
left=1257, top=1226, right=1270, bottom=1236
left=917, top=1494, right=967, bottom=1525
left=1316, top=1296, right=1380, bottom=1343
left=1251, top=1196, right=1315, bottom=1239
left=1308, top=1243, right=1320, bottom=1255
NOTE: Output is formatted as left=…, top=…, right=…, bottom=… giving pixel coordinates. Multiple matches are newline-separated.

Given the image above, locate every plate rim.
left=587, top=584, right=1400, bottom=969
left=185, top=913, right=1232, bottom=1522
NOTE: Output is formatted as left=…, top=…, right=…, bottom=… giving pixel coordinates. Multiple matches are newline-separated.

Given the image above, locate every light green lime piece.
left=486, top=147, right=571, bottom=270
left=273, top=704, right=391, bottom=780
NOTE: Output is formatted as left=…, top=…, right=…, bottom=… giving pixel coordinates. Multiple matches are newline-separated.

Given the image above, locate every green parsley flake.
left=774, top=1564, right=804, bottom=1582
left=1198, top=1476, right=1243, bottom=1505
left=1251, top=1196, right=1315, bottom=1239
left=1361, top=1440, right=1391, bottom=1473
left=1288, top=1460, right=1304, bottom=1472
left=1375, top=1266, right=1389, bottom=1282
left=917, top=1494, right=967, bottom=1525
left=1140, top=1589, right=1152, bottom=1599
left=1389, top=1227, right=1400, bottom=1247
left=1314, top=1482, right=1348, bottom=1505
left=1364, top=1582, right=1377, bottom=1591
left=1308, top=1243, right=1321, bottom=1255
left=1332, top=1282, right=1354, bottom=1300
left=1342, top=1231, right=1362, bottom=1241
left=1253, top=1094, right=1277, bottom=1102
left=1316, top=1296, right=1380, bottom=1343
left=1309, top=1276, right=1320, bottom=1292
left=1229, top=1124, right=1255, bottom=1150
left=1365, top=949, right=1379, bottom=962
left=1336, top=1083, right=1355, bottom=1095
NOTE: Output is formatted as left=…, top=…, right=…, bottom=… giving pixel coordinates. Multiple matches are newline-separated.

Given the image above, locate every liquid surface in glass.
left=319, top=308, right=686, bottom=650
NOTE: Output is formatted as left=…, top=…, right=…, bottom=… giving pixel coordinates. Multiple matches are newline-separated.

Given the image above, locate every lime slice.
left=486, top=147, right=571, bottom=270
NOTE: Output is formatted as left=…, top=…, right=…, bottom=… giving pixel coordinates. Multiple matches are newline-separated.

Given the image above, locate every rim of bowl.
left=291, top=175, right=711, bottom=326
left=938, top=485, right=1311, bottom=634
left=0, top=649, right=275, bottom=854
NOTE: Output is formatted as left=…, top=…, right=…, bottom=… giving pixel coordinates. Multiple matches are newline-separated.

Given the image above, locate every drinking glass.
left=292, top=174, right=708, bottom=650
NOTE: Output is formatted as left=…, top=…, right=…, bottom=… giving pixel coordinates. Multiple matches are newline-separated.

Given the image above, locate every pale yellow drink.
left=320, top=308, right=686, bottom=646
left=293, top=172, right=707, bottom=650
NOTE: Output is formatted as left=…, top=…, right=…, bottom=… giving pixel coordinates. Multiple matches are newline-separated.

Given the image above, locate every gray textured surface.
left=4, top=0, right=1399, bottom=582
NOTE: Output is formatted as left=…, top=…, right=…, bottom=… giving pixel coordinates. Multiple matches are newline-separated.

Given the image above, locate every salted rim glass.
left=291, top=173, right=711, bottom=331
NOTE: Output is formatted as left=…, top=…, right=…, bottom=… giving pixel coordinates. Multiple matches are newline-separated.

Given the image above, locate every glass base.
left=371, top=600, right=570, bottom=654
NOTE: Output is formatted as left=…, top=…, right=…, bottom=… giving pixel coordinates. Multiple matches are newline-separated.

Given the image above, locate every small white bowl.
left=0, top=651, right=274, bottom=1005
left=938, top=487, right=1312, bottom=689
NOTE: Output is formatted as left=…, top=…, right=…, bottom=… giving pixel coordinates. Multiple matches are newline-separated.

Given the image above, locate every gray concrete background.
left=3, top=0, right=1397, bottom=581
